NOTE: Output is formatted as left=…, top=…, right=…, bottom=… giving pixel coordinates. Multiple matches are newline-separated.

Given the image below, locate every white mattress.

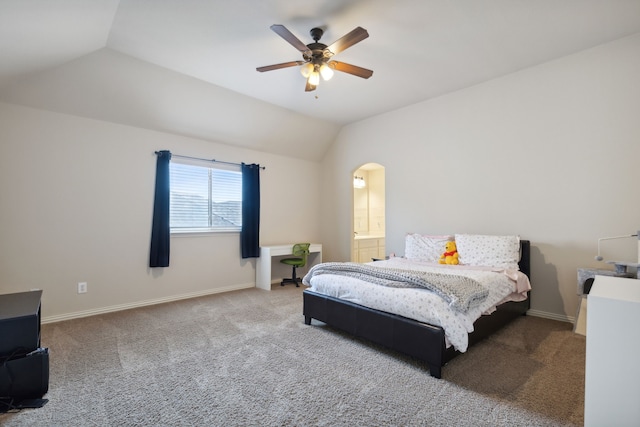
left=303, top=258, right=530, bottom=352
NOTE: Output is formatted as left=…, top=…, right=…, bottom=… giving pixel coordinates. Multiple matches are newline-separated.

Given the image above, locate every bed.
left=302, top=234, right=531, bottom=379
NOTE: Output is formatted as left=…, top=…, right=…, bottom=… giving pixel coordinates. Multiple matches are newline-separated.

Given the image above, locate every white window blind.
left=169, top=161, right=242, bottom=232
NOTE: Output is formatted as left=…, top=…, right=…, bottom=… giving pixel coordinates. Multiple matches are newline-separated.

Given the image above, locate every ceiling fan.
left=256, top=24, right=373, bottom=92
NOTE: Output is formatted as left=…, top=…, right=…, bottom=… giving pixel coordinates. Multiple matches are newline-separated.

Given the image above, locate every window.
left=169, top=160, right=242, bottom=232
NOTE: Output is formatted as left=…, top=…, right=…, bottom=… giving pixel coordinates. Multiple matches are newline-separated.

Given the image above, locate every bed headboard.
left=519, top=240, right=531, bottom=280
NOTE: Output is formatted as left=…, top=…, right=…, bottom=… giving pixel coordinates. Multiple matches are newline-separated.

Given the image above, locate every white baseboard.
left=527, top=309, right=574, bottom=324
left=42, top=283, right=255, bottom=324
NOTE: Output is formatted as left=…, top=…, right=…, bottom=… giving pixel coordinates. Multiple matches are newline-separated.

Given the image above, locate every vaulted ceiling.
left=2, top=0, right=640, bottom=161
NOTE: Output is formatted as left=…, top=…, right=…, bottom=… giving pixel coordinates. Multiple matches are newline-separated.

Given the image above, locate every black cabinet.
left=0, top=290, right=49, bottom=408
left=0, top=290, right=42, bottom=355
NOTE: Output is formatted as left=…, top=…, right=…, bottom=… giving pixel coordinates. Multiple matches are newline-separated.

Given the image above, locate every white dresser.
left=584, top=275, right=640, bottom=426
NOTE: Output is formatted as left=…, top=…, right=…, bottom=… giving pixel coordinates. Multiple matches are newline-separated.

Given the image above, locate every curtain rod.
left=155, top=151, right=265, bottom=170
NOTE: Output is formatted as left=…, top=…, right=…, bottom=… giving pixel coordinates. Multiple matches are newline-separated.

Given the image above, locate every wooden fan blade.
left=305, top=79, right=317, bottom=92
left=256, top=61, right=304, bottom=72
left=270, top=24, right=311, bottom=54
left=328, top=61, right=373, bottom=79
left=326, top=27, right=369, bottom=55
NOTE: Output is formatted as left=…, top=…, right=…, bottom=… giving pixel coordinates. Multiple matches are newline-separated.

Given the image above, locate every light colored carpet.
left=0, top=286, right=585, bottom=426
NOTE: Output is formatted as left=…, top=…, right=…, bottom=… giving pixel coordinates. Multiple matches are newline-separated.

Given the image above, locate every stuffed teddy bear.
left=439, top=241, right=459, bottom=265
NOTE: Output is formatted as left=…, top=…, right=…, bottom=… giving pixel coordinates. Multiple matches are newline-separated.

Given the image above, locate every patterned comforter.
left=303, top=262, right=488, bottom=314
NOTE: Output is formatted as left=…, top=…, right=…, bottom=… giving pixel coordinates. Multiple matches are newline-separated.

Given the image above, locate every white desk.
left=256, top=244, right=322, bottom=290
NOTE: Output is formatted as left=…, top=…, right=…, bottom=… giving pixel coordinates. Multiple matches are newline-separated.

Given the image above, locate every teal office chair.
left=280, top=243, right=311, bottom=287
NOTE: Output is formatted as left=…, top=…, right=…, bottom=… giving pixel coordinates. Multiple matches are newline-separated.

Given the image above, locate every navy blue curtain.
left=150, top=150, right=171, bottom=267
left=241, top=163, right=260, bottom=258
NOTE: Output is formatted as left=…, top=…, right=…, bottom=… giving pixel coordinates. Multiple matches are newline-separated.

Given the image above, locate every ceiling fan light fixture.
left=258, top=24, right=372, bottom=92
left=300, top=62, right=314, bottom=78
left=319, top=63, right=334, bottom=81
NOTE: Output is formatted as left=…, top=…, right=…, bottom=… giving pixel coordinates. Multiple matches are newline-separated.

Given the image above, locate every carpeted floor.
left=0, top=285, right=585, bottom=426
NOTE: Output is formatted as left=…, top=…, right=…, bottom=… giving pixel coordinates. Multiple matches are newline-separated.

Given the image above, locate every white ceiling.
left=1, top=0, right=640, bottom=160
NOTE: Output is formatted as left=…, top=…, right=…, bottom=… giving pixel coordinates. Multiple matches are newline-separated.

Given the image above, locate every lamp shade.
left=319, top=63, right=334, bottom=80
left=308, top=71, right=320, bottom=86
left=300, top=63, right=314, bottom=78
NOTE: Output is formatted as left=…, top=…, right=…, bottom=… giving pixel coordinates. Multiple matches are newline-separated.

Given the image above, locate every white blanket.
left=302, top=258, right=530, bottom=352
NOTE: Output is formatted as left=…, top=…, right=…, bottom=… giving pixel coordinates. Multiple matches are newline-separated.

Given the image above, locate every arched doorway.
left=352, top=163, right=385, bottom=262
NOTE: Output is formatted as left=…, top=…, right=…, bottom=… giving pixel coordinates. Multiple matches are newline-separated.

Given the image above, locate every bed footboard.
left=303, top=290, right=529, bottom=379
left=303, top=290, right=448, bottom=378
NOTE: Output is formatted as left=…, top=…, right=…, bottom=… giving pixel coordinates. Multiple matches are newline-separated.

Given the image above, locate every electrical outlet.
left=77, top=282, right=87, bottom=294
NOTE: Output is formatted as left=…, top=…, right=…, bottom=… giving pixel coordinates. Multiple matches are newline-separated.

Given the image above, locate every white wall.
left=0, top=103, right=321, bottom=320
left=321, top=33, right=640, bottom=320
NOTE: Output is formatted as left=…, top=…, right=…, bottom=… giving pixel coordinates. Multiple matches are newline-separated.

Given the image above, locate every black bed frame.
left=303, top=240, right=531, bottom=378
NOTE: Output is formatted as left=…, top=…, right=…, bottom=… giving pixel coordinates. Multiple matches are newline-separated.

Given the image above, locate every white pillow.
left=454, top=234, right=520, bottom=270
left=405, top=234, right=454, bottom=262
